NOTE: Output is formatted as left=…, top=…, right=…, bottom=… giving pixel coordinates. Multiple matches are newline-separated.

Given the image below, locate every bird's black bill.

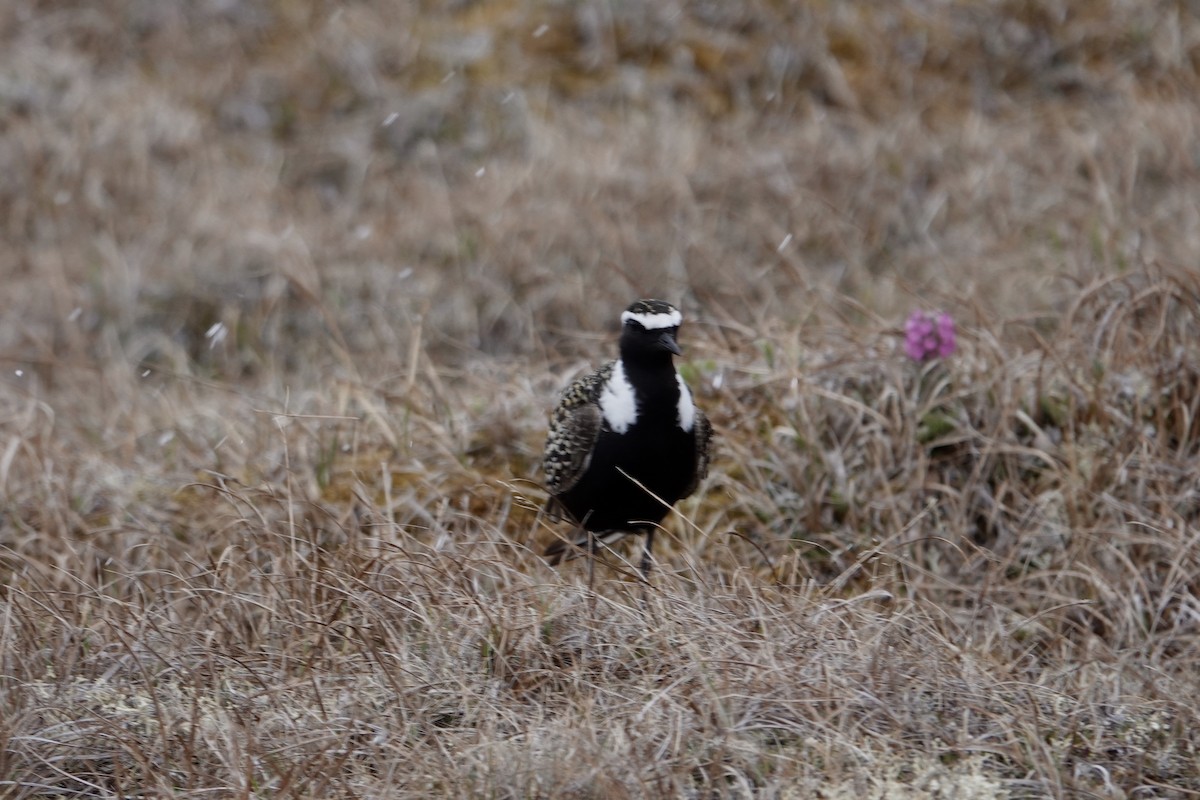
left=659, top=331, right=682, bottom=355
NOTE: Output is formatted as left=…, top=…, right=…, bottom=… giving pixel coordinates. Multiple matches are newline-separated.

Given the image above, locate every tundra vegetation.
left=2, top=2, right=1199, bottom=797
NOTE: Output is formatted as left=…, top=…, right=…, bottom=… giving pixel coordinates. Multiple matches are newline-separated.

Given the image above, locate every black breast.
left=557, top=366, right=698, bottom=532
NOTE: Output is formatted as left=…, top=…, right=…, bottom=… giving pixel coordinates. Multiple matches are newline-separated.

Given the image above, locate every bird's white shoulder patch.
left=621, top=308, right=682, bottom=330
left=599, top=360, right=638, bottom=433
left=675, top=372, right=695, bottom=432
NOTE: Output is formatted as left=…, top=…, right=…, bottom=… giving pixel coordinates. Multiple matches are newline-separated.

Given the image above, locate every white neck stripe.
left=676, top=373, right=695, bottom=432
left=599, top=360, right=638, bottom=434
left=621, top=309, right=682, bottom=330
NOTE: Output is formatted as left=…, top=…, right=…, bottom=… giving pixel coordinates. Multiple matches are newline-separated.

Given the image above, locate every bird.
left=542, top=299, right=712, bottom=577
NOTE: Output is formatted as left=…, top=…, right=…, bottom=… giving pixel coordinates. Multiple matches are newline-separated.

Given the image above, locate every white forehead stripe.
left=675, top=373, right=695, bottom=432
left=599, top=360, right=638, bottom=434
left=621, top=308, right=682, bottom=330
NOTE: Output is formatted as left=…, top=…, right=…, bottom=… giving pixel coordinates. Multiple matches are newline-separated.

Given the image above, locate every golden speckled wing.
left=543, top=361, right=613, bottom=497
left=682, top=409, right=713, bottom=499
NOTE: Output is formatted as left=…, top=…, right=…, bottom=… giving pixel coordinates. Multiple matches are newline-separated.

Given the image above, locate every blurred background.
left=5, top=6, right=1200, bottom=793
left=5, top=0, right=1198, bottom=384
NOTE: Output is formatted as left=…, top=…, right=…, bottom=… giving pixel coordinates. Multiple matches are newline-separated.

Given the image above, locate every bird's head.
left=619, top=299, right=684, bottom=361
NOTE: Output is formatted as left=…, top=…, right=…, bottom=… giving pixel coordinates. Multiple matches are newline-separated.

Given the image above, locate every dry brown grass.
left=4, top=1, right=1200, bottom=797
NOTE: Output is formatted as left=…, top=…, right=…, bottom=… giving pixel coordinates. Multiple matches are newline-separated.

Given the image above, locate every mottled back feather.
left=682, top=409, right=714, bottom=499
left=543, top=361, right=613, bottom=504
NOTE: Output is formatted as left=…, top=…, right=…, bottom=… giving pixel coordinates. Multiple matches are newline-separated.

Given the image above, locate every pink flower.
left=905, top=310, right=956, bottom=362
